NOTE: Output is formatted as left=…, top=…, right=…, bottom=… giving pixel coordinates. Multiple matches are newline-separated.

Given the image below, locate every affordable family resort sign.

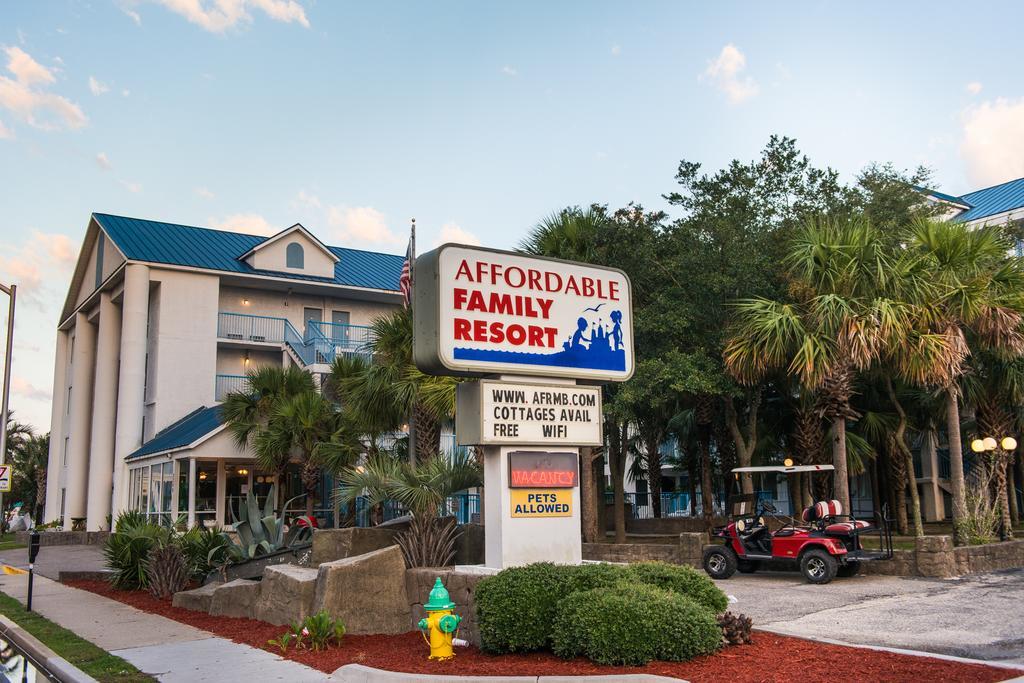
left=413, top=244, right=634, bottom=381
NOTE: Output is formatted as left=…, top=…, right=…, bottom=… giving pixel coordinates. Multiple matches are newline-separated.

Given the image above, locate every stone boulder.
left=254, top=564, right=318, bottom=625
left=313, top=546, right=409, bottom=634
left=406, top=566, right=494, bottom=646
left=310, top=527, right=398, bottom=566
left=209, top=579, right=261, bottom=619
left=172, top=581, right=222, bottom=613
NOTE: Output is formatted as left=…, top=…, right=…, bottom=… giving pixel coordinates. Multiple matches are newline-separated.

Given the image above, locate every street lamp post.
left=0, top=283, right=15, bottom=525
left=970, top=434, right=1017, bottom=541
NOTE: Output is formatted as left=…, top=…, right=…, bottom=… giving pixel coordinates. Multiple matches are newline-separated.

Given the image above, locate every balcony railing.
left=217, top=312, right=374, bottom=367
left=354, top=493, right=479, bottom=527
left=215, top=374, right=248, bottom=401
left=217, top=312, right=287, bottom=344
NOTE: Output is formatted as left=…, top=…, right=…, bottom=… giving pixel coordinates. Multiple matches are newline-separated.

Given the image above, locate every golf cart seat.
left=824, top=520, right=872, bottom=535
left=802, top=499, right=872, bottom=535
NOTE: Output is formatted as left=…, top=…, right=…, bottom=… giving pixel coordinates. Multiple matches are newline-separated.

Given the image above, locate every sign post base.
left=483, top=444, right=582, bottom=569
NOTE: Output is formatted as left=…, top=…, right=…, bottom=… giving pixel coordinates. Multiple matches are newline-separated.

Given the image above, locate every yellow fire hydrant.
left=417, top=577, right=461, bottom=660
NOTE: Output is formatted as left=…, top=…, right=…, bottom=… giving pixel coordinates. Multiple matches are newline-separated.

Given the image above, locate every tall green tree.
left=330, top=307, right=457, bottom=463
left=907, top=220, right=1024, bottom=543
left=221, top=365, right=316, bottom=509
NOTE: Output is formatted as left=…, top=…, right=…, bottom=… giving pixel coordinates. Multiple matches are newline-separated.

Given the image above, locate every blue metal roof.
left=126, top=405, right=223, bottom=460
left=93, top=213, right=404, bottom=291
left=914, top=186, right=970, bottom=207
left=956, top=178, right=1024, bottom=223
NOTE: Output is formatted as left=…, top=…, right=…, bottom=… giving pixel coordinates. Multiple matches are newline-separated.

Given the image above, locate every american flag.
left=399, top=233, right=413, bottom=306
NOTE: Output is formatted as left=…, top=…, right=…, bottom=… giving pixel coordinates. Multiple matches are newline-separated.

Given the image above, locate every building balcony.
left=215, top=374, right=248, bottom=401
left=217, top=312, right=374, bottom=367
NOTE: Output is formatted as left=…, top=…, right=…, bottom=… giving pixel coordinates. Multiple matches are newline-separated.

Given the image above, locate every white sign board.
left=414, top=244, right=634, bottom=381
left=0, top=466, right=11, bottom=493
left=456, top=380, right=602, bottom=446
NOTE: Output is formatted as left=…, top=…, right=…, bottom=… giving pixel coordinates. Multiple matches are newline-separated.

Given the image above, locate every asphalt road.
left=716, top=567, right=1024, bottom=664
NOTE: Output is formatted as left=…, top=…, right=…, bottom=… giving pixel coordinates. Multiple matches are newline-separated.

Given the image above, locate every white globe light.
left=1002, top=437, right=1018, bottom=451
left=983, top=437, right=998, bottom=451
left=971, top=439, right=985, bottom=453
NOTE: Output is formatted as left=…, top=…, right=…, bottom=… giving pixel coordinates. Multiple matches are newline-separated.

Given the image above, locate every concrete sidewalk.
left=0, top=544, right=107, bottom=581
left=0, top=570, right=330, bottom=682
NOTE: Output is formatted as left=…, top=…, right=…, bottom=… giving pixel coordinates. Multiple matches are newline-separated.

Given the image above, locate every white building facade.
left=45, top=214, right=403, bottom=530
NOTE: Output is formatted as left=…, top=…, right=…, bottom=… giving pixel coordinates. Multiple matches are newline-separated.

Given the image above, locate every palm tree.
left=907, top=220, right=1024, bottom=543
left=11, top=433, right=49, bottom=522
left=330, top=307, right=456, bottom=463
left=725, top=216, right=922, bottom=514
left=221, top=365, right=316, bottom=509
left=336, top=451, right=482, bottom=567
left=257, top=391, right=360, bottom=517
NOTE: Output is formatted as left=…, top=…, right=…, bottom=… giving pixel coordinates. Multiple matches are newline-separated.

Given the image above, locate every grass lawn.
left=0, top=592, right=154, bottom=682
left=0, top=533, right=26, bottom=551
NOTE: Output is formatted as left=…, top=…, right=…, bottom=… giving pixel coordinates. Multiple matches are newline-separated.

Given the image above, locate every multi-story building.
left=45, top=213, right=403, bottom=531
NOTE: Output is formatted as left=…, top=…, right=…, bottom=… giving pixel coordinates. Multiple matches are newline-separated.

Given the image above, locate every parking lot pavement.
left=716, top=568, right=1024, bottom=664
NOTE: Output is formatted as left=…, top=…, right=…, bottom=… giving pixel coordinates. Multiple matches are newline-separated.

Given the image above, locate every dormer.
left=238, top=223, right=339, bottom=279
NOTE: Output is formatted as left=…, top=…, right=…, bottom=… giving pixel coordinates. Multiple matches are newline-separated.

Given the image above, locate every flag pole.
left=408, top=218, right=416, bottom=467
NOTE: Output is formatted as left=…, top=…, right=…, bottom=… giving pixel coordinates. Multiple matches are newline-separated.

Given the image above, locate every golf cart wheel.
left=737, top=560, right=760, bottom=574
left=703, top=546, right=737, bottom=579
left=800, top=548, right=838, bottom=584
left=836, top=561, right=861, bottom=578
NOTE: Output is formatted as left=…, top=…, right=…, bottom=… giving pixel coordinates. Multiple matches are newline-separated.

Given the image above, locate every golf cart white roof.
left=732, top=464, right=835, bottom=474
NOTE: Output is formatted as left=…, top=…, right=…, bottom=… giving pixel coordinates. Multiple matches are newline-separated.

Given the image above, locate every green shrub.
left=104, top=513, right=168, bottom=590
left=624, top=561, right=728, bottom=613
left=551, top=583, right=721, bottom=666
left=476, top=563, right=567, bottom=653
left=178, top=526, right=229, bottom=581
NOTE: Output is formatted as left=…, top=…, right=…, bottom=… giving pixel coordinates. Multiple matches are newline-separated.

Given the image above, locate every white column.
left=43, top=330, right=69, bottom=523
left=215, top=459, right=226, bottom=525
left=187, top=458, right=197, bottom=528
left=85, top=292, right=121, bottom=530
left=64, top=312, right=97, bottom=529
left=112, top=264, right=150, bottom=518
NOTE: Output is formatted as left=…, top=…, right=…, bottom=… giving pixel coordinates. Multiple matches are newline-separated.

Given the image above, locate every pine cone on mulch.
left=718, top=611, right=753, bottom=646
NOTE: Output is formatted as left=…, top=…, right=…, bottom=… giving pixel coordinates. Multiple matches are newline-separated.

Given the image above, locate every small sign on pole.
left=0, top=465, right=12, bottom=493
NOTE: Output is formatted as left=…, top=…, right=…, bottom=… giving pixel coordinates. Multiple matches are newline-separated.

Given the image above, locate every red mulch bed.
left=65, top=579, right=1013, bottom=682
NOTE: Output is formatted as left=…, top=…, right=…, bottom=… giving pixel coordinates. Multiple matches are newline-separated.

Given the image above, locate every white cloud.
left=0, top=46, right=86, bottom=131
left=208, top=213, right=276, bottom=236
left=292, top=189, right=321, bottom=210
left=0, top=231, right=77, bottom=307
left=328, top=206, right=401, bottom=245
left=611, top=44, right=621, bottom=57
left=966, top=81, right=983, bottom=96
left=88, top=76, right=109, bottom=95
left=150, top=0, right=310, bottom=33
left=124, top=8, right=142, bottom=25
left=960, top=97, right=1024, bottom=187
left=5, top=46, right=54, bottom=87
left=501, top=65, right=518, bottom=77
left=435, top=222, right=480, bottom=247
left=195, top=186, right=215, bottom=199
left=701, top=44, right=758, bottom=104
left=120, top=179, right=142, bottom=193
left=95, top=152, right=111, bottom=170
left=0, top=119, right=11, bottom=140
left=122, top=89, right=130, bottom=97
left=12, top=377, right=50, bottom=402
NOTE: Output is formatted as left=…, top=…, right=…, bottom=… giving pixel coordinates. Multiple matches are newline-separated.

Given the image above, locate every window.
left=286, top=242, right=304, bottom=269
left=63, top=436, right=69, bottom=466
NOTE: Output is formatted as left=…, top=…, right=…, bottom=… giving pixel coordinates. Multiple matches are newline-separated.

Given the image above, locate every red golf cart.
left=702, top=464, right=893, bottom=584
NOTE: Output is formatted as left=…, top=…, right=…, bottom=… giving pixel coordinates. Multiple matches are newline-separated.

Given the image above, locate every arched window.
left=286, top=242, right=304, bottom=269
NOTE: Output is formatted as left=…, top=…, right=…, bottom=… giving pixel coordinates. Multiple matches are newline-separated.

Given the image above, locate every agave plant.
left=218, top=486, right=314, bottom=562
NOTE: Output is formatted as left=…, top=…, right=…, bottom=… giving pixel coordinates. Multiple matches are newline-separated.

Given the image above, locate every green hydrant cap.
left=424, top=577, right=456, bottom=611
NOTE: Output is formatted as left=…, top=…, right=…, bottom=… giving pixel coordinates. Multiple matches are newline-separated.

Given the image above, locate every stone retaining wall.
left=620, top=516, right=726, bottom=535
left=14, top=531, right=109, bottom=546
left=862, top=536, right=1024, bottom=578
left=582, top=532, right=707, bottom=567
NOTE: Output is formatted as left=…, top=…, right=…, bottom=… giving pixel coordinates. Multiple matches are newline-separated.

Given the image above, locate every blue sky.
left=2, top=1, right=1024, bottom=431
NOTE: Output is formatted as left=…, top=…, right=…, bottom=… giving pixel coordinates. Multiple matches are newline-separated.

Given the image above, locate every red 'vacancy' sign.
left=508, top=451, right=578, bottom=488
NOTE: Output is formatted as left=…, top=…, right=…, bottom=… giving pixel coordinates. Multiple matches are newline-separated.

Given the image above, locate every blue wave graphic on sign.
left=454, top=308, right=626, bottom=371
